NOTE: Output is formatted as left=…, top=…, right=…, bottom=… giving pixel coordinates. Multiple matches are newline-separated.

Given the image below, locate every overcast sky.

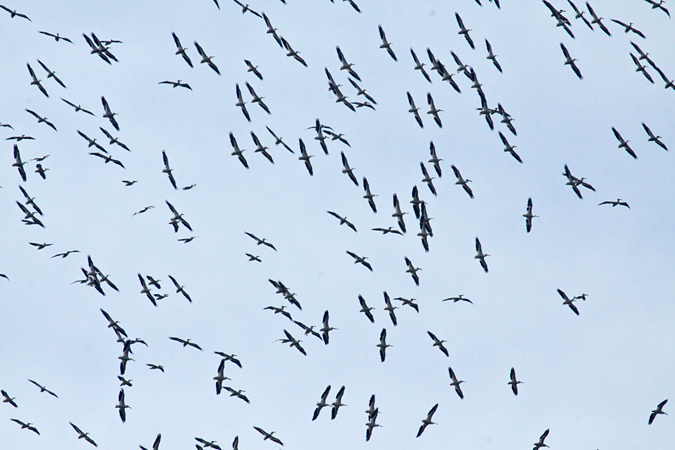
left=1, top=0, right=674, bottom=449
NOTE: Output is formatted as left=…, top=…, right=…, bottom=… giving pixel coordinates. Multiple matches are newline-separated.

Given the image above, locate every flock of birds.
left=1, top=0, right=673, bottom=449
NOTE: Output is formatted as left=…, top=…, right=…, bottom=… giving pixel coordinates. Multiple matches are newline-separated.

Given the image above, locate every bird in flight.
left=331, top=385, right=347, bottom=419
left=455, top=13, right=474, bottom=49
left=586, top=2, right=611, bottom=36
left=229, top=132, right=249, bottom=169
left=377, top=328, right=390, bottom=362
left=611, top=19, right=645, bottom=38
left=70, top=422, right=98, bottom=447
left=508, top=367, right=522, bottom=395
left=557, top=288, right=580, bottom=315
left=169, top=336, right=202, bottom=350
left=168, top=274, right=192, bottom=302
left=411, top=48, right=431, bottom=82
left=159, top=80, right=192, bottom=90
left=358, top=295, right=375, bottom=323
left=560, top=43, right=583, bottom=79
left=172, top=32, right=193, bottom=68
left=485, top=39, right=502, bottom=72
left=327, top=211, right=357, bottom=232
left=641, top=122, right=668, bottom=150
left=245, top=232, right=276, bottom=250
left=416, top=403, right=439, bottom=437
left=362, top=177, right=377, bottom=213
left=599, top=199, right=630, bottom=209
left=612, top=127, right=637, bottom=159
left=194, top=41, right=221, bottom=75
left=37, top=60, right=66, bottom=88
left=378, top=25, right=397, bottom=61
left=11, top=419, right=40, bottom=435
left=278, top=329, right=306, bottom=355
left=2, top=389, right=18, bottom=407
left=649, top=399, right=668, bottom=424
left=346, top=250, right=373, bottom=271
left=442, top=294, right=473, bottom=304
left=427, top=331, right=449, bottom=357
left=1, top=5, right=30, bottom=20
left=475, top=237, right=489, bottom=273
left=406, top=92, right=424, bottom=128
left=26, top=109, right=57, bottom=131
left=101, top=96, right=119, bottom=130
left=533, top=429, right=550, bottom=450
left=233, top=0, right=261, bottom=18
left=116, top=388, right=130, bottom=422
left=451, top=165, right=474, bottom=199
left=253, top=426, right=283, bottom=446
left=448, top=367, right=465, bottom=399
left=245, top=59, right=263, bottom=80
left=523, top=197, right=537, bottom=233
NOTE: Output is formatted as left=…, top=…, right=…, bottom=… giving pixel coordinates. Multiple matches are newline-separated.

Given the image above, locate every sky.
left=1, top=0, right=674, bottom=449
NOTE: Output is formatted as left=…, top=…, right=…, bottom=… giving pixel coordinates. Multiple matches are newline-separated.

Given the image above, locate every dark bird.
left=266, top=126, right=293, bottom=153
left=411, top=185, right=424, bottom=219
left=321, top=310, right=336, bottom=345
left=312, top=385, right=331, bottom=421
left=599, top=199, right=630, bottom=208
left=344, top=0, right=361, bottom=13
left=37, top=60, right=66, bottom=88
left=348, top=78, right=377, bottom=105
left=116, top=388, right=130, bottom=422
left=166, top=200, right=192, bottom=232
left=630, top=53, right=654, bottom=83
left=70, top=422, right=98, bottom=447
left=6, top=134, right=34, bottom=141
left=655, top=66, right=675, bottom=90
left=337, top=46, right=360, bottom=80
left=253, top=427, right=283, bottom=446
left=194, top=41, right=221, bottom=74
left=17, top=201, right=45, bottom=227
left=1, top=5, right=30, bottom=20
left=427, top=331, right=449, bottom=357
left=245, top=232, right=276, bottom=250
left=560, top=43, right=583, bottom=79
left=224, top=387, right=249, bottom=403
left=649, top=399, right=668, bottom=425
left=264, top=305, right=293, bottom=321
left=233, top=0, right=261, bottom=17
left=346, top=250, right=373, bottom=271
left=133, top=205, right=154, bottom=216
left=172, top=32, right=193, bottom=68
left=327, top=211, right=357, bottom=232
left=248, top=131, right=273, bottom=164
left=101, top=96, right=119, bottom=130
left=78, top=130, right=106, bottom=152
left=378, top=25, right=397, bottom=60
left=282, top=37, right=307, bottom=66
left=230, top=132, right=249, bottom=169
left=533, top=429, right=550, bottom=450
left=612, top=127, right=637, bottom=159
left=586, top=2, right=611, bottom=35
left=52, top=249, right=80, bottom=258
left=524, top=197, right=537, bottom=233
left=508, top=367, right=522, bottom=395
left=411, top=48, right=431, bottom=82
left=485, top=39, right=502, bottom=72
left=2, top=390, right=18, bottom=407
left=245, top=59, right=263, bottom=80
left=235, top=84, right=251, bottom=122
left=100, top=309, right=126, bottom=338
left=358, top=295, right=375, bottom=323
left=62, top=98, right=95, bottom=115
left=451, top=165, right=474, bottom=199
left=170, top=336, right=202, bottom=350
left=377, top=328, right=390, bottom=362
left=499, top=131, right=522, bottom=163
left=147, top=364, right=164, bottom=372
left=214, top=352, right=242, bottom=368
left=416, top=403, right=438, bottom=437
left=642, top=122, right=668, bottom=150
left=443, top=294, right=473, bottom=304
left=98, top=127, right=128, bottom=151
left=40, top=30, right=72, bottom=42
left=477, top=95, right=494, bottom=130
left=557, top=288, right=580, bottom=315
left=278, top=329, right=306, bottom=355
left=293, top=320, right=320, bottom=340
left=30, top=242, right=53, bottom=250
left=448, top=367, right=465, bottom=399
left=168, top=274, right=192, bottom=302
left=159, top=80, right=191, bottom=90
left=262, top=12, right=283, bottom=47
left=644, top=0, right=670, bottom=17
left=26, top=109, right=56, bottom=131
left=567, top=0, right=594, bottom=29
left=406, top=92, right=424, bottom=128
left=89, top=152, right=124, bottom=168
left=19, top=186, right=42, bottom=215
left=455, top=13, right=474, bottom=49
left=246, top=83, right=270, bottom=115
left=298, top=138, right=314, bottom=175
left=11, top=419, right=39, bottom=435
left=611, top=19, right=645, bottom=38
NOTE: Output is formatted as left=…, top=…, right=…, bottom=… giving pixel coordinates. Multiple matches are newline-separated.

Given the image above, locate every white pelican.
left=427, top=331, right=449, bottom=357
left=331, top=385, right=347, bottom=419
left=523, top=197, right=537, bottom=233
left=508, top=367, right=522, bottom=395
left=312, top=385, right=331, bottom=420
left=377, top=328, right=390, bottom=362
left=649, top=399, right=668, bottom=424
left=172, top=32, right=193, bottom=67
left=474, top=237, right=489, bottom=273
left=455, top=13, right=474, bottom=49
left=416, top=403, right=438, bottom=437
left=378, top=25, right=397, bottom=60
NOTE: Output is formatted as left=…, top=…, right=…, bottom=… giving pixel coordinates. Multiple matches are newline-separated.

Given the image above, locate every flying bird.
left=560, top=43, right=583, bottom=79
left=253, top=427, right=283, bottom=446
left=448, top=367, right=465, bottom=399
left=475, top=237, right=489, bottom=273
left=159, top=80, right=191, bottom=90
left=524, top=197, right=537, bottom=233
left=2, top=390, right=18, bottom=407
left=644, top=0, right=670, bottom=17
left=340, top=152, right=359, bottom=186
left=168, top=274, right=192, bottom=302
left=26, top=109, right=57, bottom=131
left=362, top=177, right=378, bottom=213
left=2, top=6, right=31, bottom=20
left=245, top=59, right=263, bottom=80
left=406, top=92, right=424, bottom=128
left=172, top=32, right=193, bottom=67
left=443, top=294, right=473, bottom=304
left=11, top=419, right=39, bottom=435
left=411, top=48, right=431, bottom=82
left=37, top=60, right=66, bottom=88
left=377, top=328, right=390, bottom=362
left=509, top=367, right=522, bottom=395
left=116, top=388, right=130, bottom=422
left=426, top=93, right=442, bottom=128
left=378, top=25, right=397, bottom=60
left=586, top=2, right=611, bottom=35
left=262, top=12, right=283, bottom=47
left=416, top=403, right=438, bottom=437
left=348, top=78, right=377, bottom=105
left=250, top=131, right=273, bottom=164
left=170, top=336, right=202, bottom=350
left=404, top=256, right=421, bottom=286
left=298, top=138, right=314, bottom=175
left=282, top=37, right=307, bottom=66
left=235, top=84, right=251, bottom=122
left=347, top=251, right=373, bottom=271
left=358, top=295, right=375, bottom=323
left=499, top=131, right=522, bottom=163
left=649, top=399, right=668, bottom=424
left=327, top=211, right=357, bottom=232
left=40, top=31, right=72, bottom=43
left=321, top=310, right=336, bottom=344
left=245, top=232, right=276, bottom=250
left=485, top=39, right=502, bottom=72
left=331, top=385, right=347, bottom=419
left=194, top=41, right=221, bottom=74
left=266, top=126, right=293, bottom=153
left=451, top=165, right=474, bottom=199
left=246, top=82, right=270, bottom=114
left=101, top=96, right=119, bottom=130
left=533, top=429, right=550, bottom=450
left=392, top=193, right=407, bottom=233
left=455, top=13, right=474, bottom=49
left=557, top=288, right=580, bottom=315
left=62, top=98, right=95, bottom=115
left=336, top=46, right=360, bottom=80
left=611, top=19, right=645, bottom=38
left=642, top=122, right=668, bottom=150
left=166, top=201, right=192, bottom=232
left=229, top=132, right=249, bottom=169
left=427, top=331, right=449, bottom=357
left=599, top=199, right=630, bottom=208
left=567, top=0, right=594, bottom=29
left=70, top=422, right=98, bottom=447
left=420, top=162, right=437, bottom=196
left=12, top=145, right=27, bottom=181
left=382, top=291, right=398, bottom=326
left=612, top=127, right=637, bottom=159
left=233, top=0, right=261, bottom=17
left=89, top=152, right=124, bottom=168
left=630, top=53, right=654, bottom=83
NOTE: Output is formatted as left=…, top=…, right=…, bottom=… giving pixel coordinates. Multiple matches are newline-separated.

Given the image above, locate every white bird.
left=377, top=328, right=390, bottom=362
left=557, top=288, right=580, bottom=315
left=416, top=403, right=438, bottom=437
left=523, top=197, right=537, bottom=233
left=312, top=385, right=331, bottom=420
left=331, top=385, right=347, bottom=419
left=649, top=399, right=668, bottom=424
left=378, top=25, right=397, bottom=60
left=448, top=367, right=465, bottom=399
left=474, top=237, right=489, bottom=273
left=533, top=429, right=550, bottom=450
left=508, top=367, right=522, bottom=395
left=451, top=165, right=474, bottom=198
left=404, top=256, right=421, bottom=286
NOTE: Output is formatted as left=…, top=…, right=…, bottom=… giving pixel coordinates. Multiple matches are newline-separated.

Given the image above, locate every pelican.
left=475, top=237, right=489, bottom=273
left=264, top=305, right=293, bottom=321
left=348, top=78, right=376, bottom=104
left=147, top=364, right=164, bottom=372
left=99, top=128, right=129, bottom=150
left=235, top=84, right=251, bottom=122
left=455, top=13, right=474, bottom=49
left=341, top=152, right=359, bottom=186
left=448, top=367, right=465, bottom=398
left=12, top=144, right=26, bottom=181
left=253, top=427, right=283, bottom=446
left=194, top=41, right=220, bottom=74
left=26, top=109, right=56, bottom=131
left=416, top=403, right=438, bottom=437
left=649, top=399, right=668, bottom=424
left=52, top=249, right=80, bottom=258
left=195, top=437, right=221, bottom=449
left=26, top=63, right=48, bottom=97
left=451, top=165, right=474, bottom=199
left=331, top=386, right=347, bottom=419
left=266, top=126, right=293, bottom=153
left=427, top=331, right=449, bottom=357
left=169, top=336, right=202, bottom=350
left=89, top=152, right=124, bottom=168
left=377, top=328, right=390, bottom=362
left=404, top=256, right=421, bottom=286
left=533, top=429, right=550, bottom=449
left=159, top=80, right=191, bottom=90
left=214, top=359, right=230, bottom=394
left=244, top=59, right=263, bottom=80
left=321, top=310, right=336, bottom=344
left=557, top=288, right=580, bottom=315
left=70, top=422, right=98, bottom=447
left=524, top=197, right=537, bottom=233
left=611, top=19, right=645, bottom=38
left=508, top=367, right=522, bottom=395
left=426, top=93, right=443, bottom=128
left=372, top=227, right=402, bottom=235
left=411, top=48, right=431, bottom=82
left=224, top=387, right=249, bottom=403
left=327, top=211, right=357, bottom=232
left=35, top=163, right=48, bottom=179
left=427, top=142, right=443, bottom=177
left=230, top=132, right=249, bottom=169
left=358, top=295, right=375, bottom=323
left=644, top=0, right=670, bottom=17
left=100, top=309, right=126, bottom=338
left=29, top=242, right=53, bottom=250
left=567, top=0, right=593, bottom=29
left=362, top=177, right=377, bottom=213
left=118, top=344, right=134, bottom=374
left=293, top=320, right=321, bottom=340
left=262, top=12, right=283, bottom=47
left=365, top=407, right=381, bottom=441
left=382, top=291, right=398, bottom=326
left=40, top=30, right=72, bottom=42
left=560, top=43, right=583, bottom=79
left=497, top=103, right=517, bottom=135
left=246, top=82, right=270, bottom=114
left=214, top=352, right=242, bottom=368
left=159, top=151, right=177, bottom=188
left=100, top=96, right=119, bottom=131
left=116, top=388, right=130, bottom=422
left=346, top=251, right=373, bottom=271
left=245, top=232, right=276, bottom=250
left=140, top=434, right=162, bottom=450
left=410, top=185, right=424, bottom=219
left=392, top=193, right=408, bottom=232
left=586, top=2, right=611, bottom=35
left=395, top=297, right=419, bottom=313
left=19, top=186, right=42, bottom=216
left=599, top=199, right=630, bottom=209
left=2, top=390, right=17, bottom=407
left=499, top=131, right=522, bottom=163
left=336, top=45, right=360, bottom=80
left=642, top=122, right=668, bottom=150
left=168, top=275, right=192, bottom=302
left=325, top=129, right=350, bottom=147
left=485, top=39, right=502, bottom=72
left=612, top=127, right=637, bottom=159
left=166, top=201, right=192, bottom=232
left=406, top=92, right=424, bottom=128
left=172, top=32, right=193, bottom=67
left=282, top=37, right=307, bottom=66
left=11, top=419, right=40, bottom=435
left=251, top=131, right=273, bottom=164
left=298, top=138, right=314, bottom=175
left=37, top=60, right=66, bottom=88
left=655, top=66, right=675, bottom=91
left=233, top=0, right=261, bottom=17
left=442, top=294, right=473, bottom=304
left=118, top=376, right=132, bottom=387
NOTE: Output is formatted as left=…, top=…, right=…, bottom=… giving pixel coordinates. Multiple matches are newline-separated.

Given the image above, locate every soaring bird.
left=245, top=232, right=276, bottom=250
left=282, top=37, right=307, bottom=67
left=475, top=237, right=489, bottom=273
left=140, top=433, right=162, bottom=450
left=642, top=122, right=668, bottom=150
left=649, top=399, right=668, bottom=424
left=382, top=291, right=398, bottom=326
left=485, top=39, right=502, bottom=72
left=89, top=152, right=124, bottom=168
left=116, top=388, right=130, bottom=422
left=26, top=109, right=56, bottom=131
left=2, top=390, right=18, bottom=407
left=298, top=138, right=314, bottom=175
left=12, top=145, right=27, bottom=181
left=404, top=257, right=421, bottom=286
left=233, top=0, right=261, bottom=17
left=253, top=427, right=283, bottom=446
left=508, top=367, right=522, bottom=395
left=166, top=201, right=192, bottom=232
left=214, top=352, right=242, bottom=368
left=427, top=331, right=449, bottom=357
left=426, top=93, right=442, bottom=128
left=246, top=82, right=270, bottom=114
left=395, top=296, right=419, bottom=313
left=250, top=131, right=273, bottom=164
left=644, top=0, right=670, bottom=17
left=229, top=132, right=249, bottom=169
left=416, top=403, right=438, bottom=437
left=11, top=419, right=40, bottom=435
left=327, top=211, right=357, bottom=232
left=337, top=46, right=360, bottom=80
left=455, top=13, right=474, bottom=49
left=346, top=251, right=373, bottom=271
left=533, top=429, right=550, bottom=450
left=560, top=43, right=583, bottom=79
left=358, top=295, right=375, bottom=323
left=612, top=127, right=637, bottom=159
left=194, top=41, right=220, bottom=74
left=159, top=80, right=191, bottom=90
left=406, top=92, right=424, bottom=128
left=37, top=60, right=66, bottom=88
left=451, top=165, right=474, bottom=199
left=392, top=193, right=407, bottom=233
left=168, top=275, right=192, bottom=302
left=524, top=197, right=537, bottom=233
left=599, top=199, right=630, bottom=209
left=172, top=32, right=193, bottom=67
left=378, top=25, right=397, bottom=60
left=557, top=288, right=580, bottom=315
left=448, top=367, right=465, bottom=399
left=70, top=422, right=98, bottom=447
left=411, top=48, right=431, bottom=82
left=234, top=84, right=251, bottom=122
left=0, top=5, right=30, bottom=20
left=362, top=177, right=377, bottom=212
left=586, top=2, right=611, bottom=35
left=611, top=19, right=645, bottom=38
left=377, top=328, right=390, bottom=362
left=443, top=294, right=473, bottom=304
left=321, top=310, right=336, bottom=344
left=213, top=359, right=230, bottom=395
left=567, top=0, right=594, bottom=29
left=499, top=131, right=522, bottom=163
left=331, top=385, right=347, bottom=419
left=420, top=162, right=437, bottom=196
left=312, top=385, right=332, bottom=420
left=340, top=152, right=359, bottom=186
left=169, top=336, right=202, bottom=350
left=245, top=59, right=263, bottom=80
left=27, top=63, right=48, bottom=97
